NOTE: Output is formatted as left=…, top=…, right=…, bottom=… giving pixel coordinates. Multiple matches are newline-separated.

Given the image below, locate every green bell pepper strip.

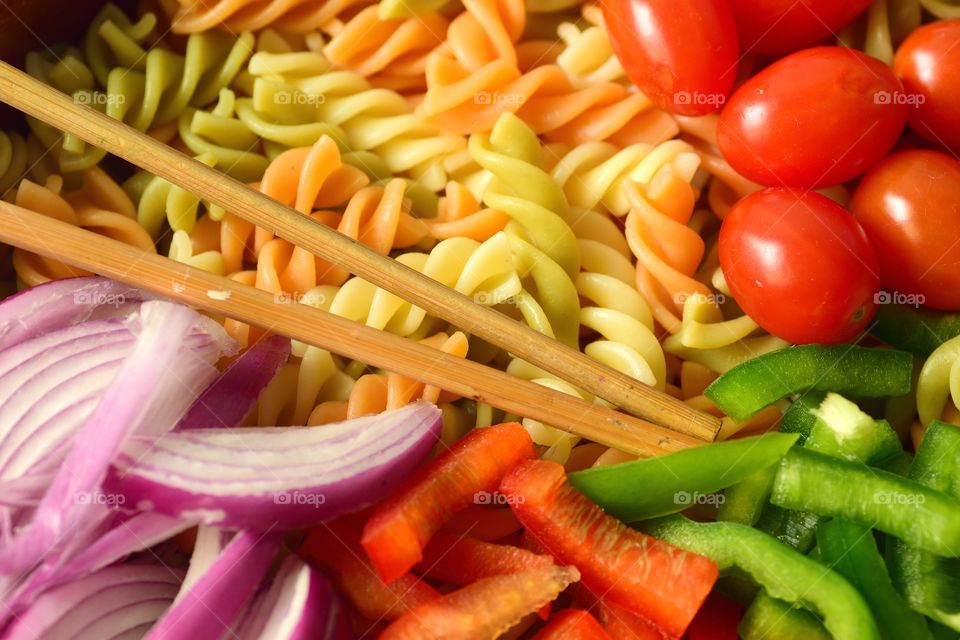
left=739, top=591, right=831, bottom=640
left=779, top=390, right=827, bottom=441
left=641, top=515, right=880, bottom=640
left=718, top=466, right=776, bottom=526
left=771, top=447, right=960, bottom=557
left=870, top=303, right=960, bottom=359
left=568, top=433, right=798, bottom=522
left=817, top=518, right=932, bottom=639
left=888, top=421, right=960, bottom=631
left=704, top=345, right=913, bottom=421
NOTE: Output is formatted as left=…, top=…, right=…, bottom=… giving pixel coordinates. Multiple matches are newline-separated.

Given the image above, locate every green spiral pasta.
left=469, top=113, right=580, bottom=280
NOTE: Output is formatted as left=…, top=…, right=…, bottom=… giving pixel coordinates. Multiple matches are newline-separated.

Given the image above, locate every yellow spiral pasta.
left=917, top=335, right=960, bottom=426
left=0, top=131, right=30, bottom=194
left=169, top=0, right=375, bottom=33
left=555, top=7, right=624, bottom=85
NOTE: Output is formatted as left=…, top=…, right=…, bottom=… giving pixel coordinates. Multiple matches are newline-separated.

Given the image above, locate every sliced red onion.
left=145, top=531, right=281, bottom=640
left=106, top=402, right=442, bottom=530
left=178, top=335, right=291, bottom=430
left=233, top=556, right=352, bottom=640
left=0, top=300, right=236, bottom=576
left=1, top=564, right=183, bottom=640
left=0, top=276, right=158, bottom=350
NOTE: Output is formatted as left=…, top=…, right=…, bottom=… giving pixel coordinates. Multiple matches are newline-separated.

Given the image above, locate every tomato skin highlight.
left=500, top=459, right=719, bottom=638
left=600, top=0, right=738, bottom=116
left=728, top=0, right=872, bottom=54
left=893, top=20, right=960, bottom=153
left=719, top=188, right=881, bottom=345
left=718, top=47, right=907, bottom=188
left=851, top=150, right=960, bottom=311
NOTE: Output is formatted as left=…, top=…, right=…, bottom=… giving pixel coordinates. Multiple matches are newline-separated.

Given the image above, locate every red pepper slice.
left=500, top=460, right=719, bottom=638
left=415, top=531, right=554, bottom=585
left=440, top=505, right=523, bottom=541
left=597, top=600, right=670, bottom=640
left=379, top=565, right=580, bottom=640
left=687, top=592, right=743, bottom=640
left=300, top=521, right=440, bottom=621
left=362, top=422, right=536, bottom=582
left=532, top=609, right=612, bottom=639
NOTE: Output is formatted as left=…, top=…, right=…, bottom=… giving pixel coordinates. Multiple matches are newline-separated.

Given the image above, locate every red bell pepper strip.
left=687, top=592, right=744, bottom=640
left=441, top=505, right=523, bottom=541
left=500, top=459, right=719, bottom=638
left=379, top=565, right=580, bottom=640
left=532, top=609, right=612, bottom=639
left=596, top=600, right=670, bottom=640
left=300, top=521, right=440, bottom=621
left=362, top=422, right=536, bottom=582
left=415, top=531, right=554, bottom=585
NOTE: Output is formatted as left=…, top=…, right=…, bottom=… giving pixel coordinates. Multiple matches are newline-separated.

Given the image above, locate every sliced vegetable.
left=871, top=304, right=960, bottom=359
left=779, top=391, right=827, bottom=441
left=178, top=334, right=291, bottom=430
left=641, top=516, right=879, bottom=640
left=146, top=531, right=281, bottom=639
left=687, top=592, right=743, bottom=640
left=301, top=520, right=441, bottom=621
left=805, top=394, right=901, bottom=465
left=361, top=422, right=535, bottom=582
left=569, top=432, right=798, bottom=521
left=415, top=532, right=554, bottom=585
left=889, top=421, right=960, bottom=630
left=771, top=447, right=960, bottom=556
left=2, top=564, right=183, bottom=640
left=594, top=600, right=666, bottom=640
left=817, top=518, right=932, bottom=639
left=739, top=591, right=831, bottom=640
left=531, top=610, right=611, bottom=640
left=704, top=345, right=913, bottom=421
left=232, top=555, right=352, bottom=640
left=501, top=459, right=718, bottom=637
left=379, top=565, right=580, bottom=640
left=106, top=402, right=442, bottom=530
left=717, top=467, right=776, bottom=527
left=440, top=505, right=523, bottom=541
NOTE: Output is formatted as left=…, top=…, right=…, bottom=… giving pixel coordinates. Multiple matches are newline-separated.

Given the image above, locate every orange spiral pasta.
left=425, top=181, right=510, bottom=241
left=323, top=7, right=449, bottom=93
left=420, top=0, right=677, bottom=146
left=11, top=169, right=156, bottom=288
left=168, top=0, right=375, bottom=33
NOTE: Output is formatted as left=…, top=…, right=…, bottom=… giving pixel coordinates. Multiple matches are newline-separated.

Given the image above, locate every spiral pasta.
left=168, top=0, right=375, bottom=33
left=555, top=7, right=624, bottom=85
left=917, top=335, right=960, bottom=426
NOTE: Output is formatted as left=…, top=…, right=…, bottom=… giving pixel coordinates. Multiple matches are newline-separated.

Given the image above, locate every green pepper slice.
left=871, top=303, right=960, bottom=359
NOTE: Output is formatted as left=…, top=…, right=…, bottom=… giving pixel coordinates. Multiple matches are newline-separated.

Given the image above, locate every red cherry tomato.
left=850, top=150, right=960, bottom=311
left=728, top=0, right=872, bottom=54
left=719, top=188, right=881, bottom=344
left=718, top=47, right=907, bottom=189
left=600, top=0, right=739, bottom=116
left=894, top=20, right=960, bottom=153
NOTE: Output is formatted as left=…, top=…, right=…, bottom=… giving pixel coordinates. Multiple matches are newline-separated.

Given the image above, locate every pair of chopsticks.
left=0, top=61, right=721, bottom=456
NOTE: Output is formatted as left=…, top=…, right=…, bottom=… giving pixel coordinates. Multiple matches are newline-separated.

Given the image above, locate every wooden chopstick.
left=0, top=201, right=704, bottom=456
left=0, top=60, right=720, bottom=442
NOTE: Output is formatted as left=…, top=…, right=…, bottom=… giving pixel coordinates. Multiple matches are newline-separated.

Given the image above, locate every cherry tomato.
left=728, top=0, right=872, bottom=54
left=718, top=47, right=907, bottom=188
left=719, top=188, right=880, bottom=344
left=600, top=0, right=739, bottom=116
left=850, top=150, right=960, bottom=311
left=893, top=20, right=960, bottom=153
